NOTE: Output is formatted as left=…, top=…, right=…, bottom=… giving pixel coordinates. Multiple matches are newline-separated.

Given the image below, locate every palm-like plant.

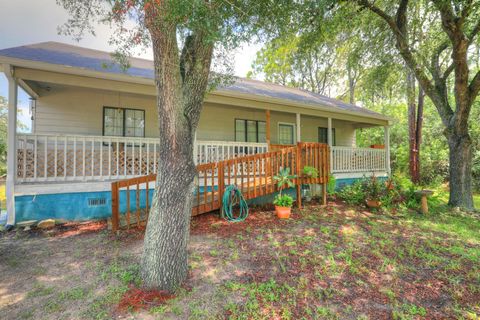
left=273, top=167, right=296, bottom=196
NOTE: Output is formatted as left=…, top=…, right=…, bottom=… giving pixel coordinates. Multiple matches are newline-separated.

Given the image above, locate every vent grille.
left=87, top=198, right=107, bottom=207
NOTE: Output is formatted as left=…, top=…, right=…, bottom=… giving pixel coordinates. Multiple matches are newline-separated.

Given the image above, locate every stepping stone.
left=38, top=219, right=56, bottom=229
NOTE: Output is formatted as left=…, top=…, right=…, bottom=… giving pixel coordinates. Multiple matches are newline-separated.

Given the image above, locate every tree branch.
left=354, top=0, right=454, bottom=126
left=467, top=20, right=480, bottom=44
left=469, top=70, right=480, bottom=101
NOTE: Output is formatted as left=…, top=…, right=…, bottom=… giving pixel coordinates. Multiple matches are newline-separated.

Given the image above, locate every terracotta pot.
left=366, top=199, right=381, bottom=208
left=275, top=206, right=292, bottom=219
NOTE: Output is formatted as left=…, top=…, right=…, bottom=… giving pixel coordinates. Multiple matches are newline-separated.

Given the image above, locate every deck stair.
left=110, top=142, right=329, bottom=232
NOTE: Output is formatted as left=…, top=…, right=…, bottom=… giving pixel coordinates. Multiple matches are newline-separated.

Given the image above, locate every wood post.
left=111, top=182, right=119, bottom=233
left=296, top=113, right=301, bottom=142
left=266, top=110, right=271, bottom=146
left=218, top=162, right=225, bottom=214
left=296, top=142, right=302, bottom=208
left=420, top=195, right=428, bottom=214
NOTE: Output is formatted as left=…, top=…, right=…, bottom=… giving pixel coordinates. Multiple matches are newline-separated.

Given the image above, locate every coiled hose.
left=222, top=185, right=248, bottom=222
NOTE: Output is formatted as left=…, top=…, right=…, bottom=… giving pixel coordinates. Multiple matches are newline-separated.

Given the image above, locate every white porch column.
left=296, top=113, right=301, bottom=142
left=384, top=125, right=391, bottom=175
left=5, top=65, right=17, bottom=226
left=328, top=117, right=333, bottom=172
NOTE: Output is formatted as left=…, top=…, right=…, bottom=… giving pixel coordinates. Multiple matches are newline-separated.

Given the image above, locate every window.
left=278, top=123, right=295, bottom=145
left=318, top=127, right=336, bottom=145
left=103, top=107, right=145, bottom=137
left=235, top=119, right=266, bottom=142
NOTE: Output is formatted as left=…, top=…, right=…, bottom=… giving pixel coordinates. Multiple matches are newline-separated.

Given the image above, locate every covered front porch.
left=15, top=132, right=390, bottom=184
left=3, top=63, right=391, bottom=226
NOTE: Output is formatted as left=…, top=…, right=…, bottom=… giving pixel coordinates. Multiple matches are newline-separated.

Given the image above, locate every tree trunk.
left=406, top=70, right=420, bottom=183
left=141, top=9, right=208, bottom=291
left=415, top=87, right=424, bottom=181
left=447, top=131, right=474, bottom=210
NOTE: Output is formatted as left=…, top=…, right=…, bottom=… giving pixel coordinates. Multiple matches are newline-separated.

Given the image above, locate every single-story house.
left=0, top=42, right=391, bottom=226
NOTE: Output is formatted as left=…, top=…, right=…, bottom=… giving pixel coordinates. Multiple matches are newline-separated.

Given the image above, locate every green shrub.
left=336, top=180, right=366, bottom=205
left=336, top=174, right=420, bottom=209
left=327, top=174, right=336, bottom=195
left=302, top=166, right=318, bottom=178
left=273, top=194, right=294, bottom=207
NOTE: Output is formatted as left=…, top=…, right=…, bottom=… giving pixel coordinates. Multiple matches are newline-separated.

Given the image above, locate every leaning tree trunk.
left=140, top=61, right=197, bottom=291
left=447, top=130, right=474, bottom=210
left=140, top=18, right=197, bottom=291
left=141, top=4, right=214, bottom=291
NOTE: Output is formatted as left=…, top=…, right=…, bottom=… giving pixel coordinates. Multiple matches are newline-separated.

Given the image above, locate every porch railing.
left=15, top=133, right=268, bottom=183
left=111, top=142, right=330, bottom=231
left=331, top=146, right=387, bottom=173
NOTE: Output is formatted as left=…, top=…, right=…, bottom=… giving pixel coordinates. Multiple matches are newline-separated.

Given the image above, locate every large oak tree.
left=349, top=0, right=480, bottom=209
left=57, top=0, right=266, bottom=291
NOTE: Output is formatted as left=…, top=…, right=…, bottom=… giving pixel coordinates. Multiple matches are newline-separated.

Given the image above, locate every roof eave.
left=0, top=56, right=392, bottom=124
left=213, top=89, right=392, bottom=123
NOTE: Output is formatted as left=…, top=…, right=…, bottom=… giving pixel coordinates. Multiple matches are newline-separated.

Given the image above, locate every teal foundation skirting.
left=15, top=189, right=155, bottom=223
left=335, top=176, right=387, bottom=190
left=14, top=177, right=385, bottom=223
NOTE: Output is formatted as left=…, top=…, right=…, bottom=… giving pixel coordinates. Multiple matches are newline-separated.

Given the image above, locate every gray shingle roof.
left=0, top=42, right=387, bottom=120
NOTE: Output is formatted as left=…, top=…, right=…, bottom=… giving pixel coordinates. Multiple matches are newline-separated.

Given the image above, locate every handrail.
left=111, top=142, right=330, bottom=232
left=16, top=133, right=269, bottom=183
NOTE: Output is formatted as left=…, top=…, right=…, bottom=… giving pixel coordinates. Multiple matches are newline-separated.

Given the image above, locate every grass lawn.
left=1, top=200, right=479, bottom=320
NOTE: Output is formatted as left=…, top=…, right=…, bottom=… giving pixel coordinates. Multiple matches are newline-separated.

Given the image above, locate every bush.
left=336, top=174, right=419, bottom=209
left=336, top=180, right=366, bottom=206
left=327, top=174, right=336, bottom=195
left=273, top=194, right=294, bottom=207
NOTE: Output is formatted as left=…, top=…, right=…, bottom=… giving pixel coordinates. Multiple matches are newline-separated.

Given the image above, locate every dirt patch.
left=1, top=202, right=479, bottom=319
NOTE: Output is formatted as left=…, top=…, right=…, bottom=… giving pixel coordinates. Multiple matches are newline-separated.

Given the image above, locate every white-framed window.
left=103, top=106, right=145, bottom=137
left=277, top=122, right=295, bottom=145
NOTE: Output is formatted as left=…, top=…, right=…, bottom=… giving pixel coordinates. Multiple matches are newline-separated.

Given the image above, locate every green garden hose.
left=222, top=185, right=248, bottom=222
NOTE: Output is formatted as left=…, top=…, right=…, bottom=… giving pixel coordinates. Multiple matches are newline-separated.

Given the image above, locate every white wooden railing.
left=194, top=140, right=268, bottom=164
left=331, top=146, right=387, bottom=173
left=15, top=133, right=268, bottom=183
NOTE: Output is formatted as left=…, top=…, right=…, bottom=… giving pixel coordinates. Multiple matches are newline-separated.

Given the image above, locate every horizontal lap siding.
left=295, top=116, right=356, bottom=147
left=34, top=85, right=356, bottom=147
left=34, top=86, right=159, bottom=137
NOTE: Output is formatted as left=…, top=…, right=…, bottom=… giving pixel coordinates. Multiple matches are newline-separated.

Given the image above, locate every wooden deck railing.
left=111, top=142, right=329, bottom=232
left=16, top=133, right=267, bottom=183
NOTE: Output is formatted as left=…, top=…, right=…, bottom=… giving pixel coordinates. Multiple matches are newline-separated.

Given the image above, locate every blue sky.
left=0, top=0, right=260, bottom=132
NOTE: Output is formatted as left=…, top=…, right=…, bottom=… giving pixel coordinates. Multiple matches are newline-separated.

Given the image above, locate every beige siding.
left=34, top=86, right=159, bottom=137
left=34, top=85, right=356, bottom=147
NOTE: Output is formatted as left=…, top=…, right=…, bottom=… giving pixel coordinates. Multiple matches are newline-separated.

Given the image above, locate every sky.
left=0, top=0, right=261, bottom=132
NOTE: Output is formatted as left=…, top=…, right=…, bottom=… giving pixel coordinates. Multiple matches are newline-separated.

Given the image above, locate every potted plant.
left=364, top=176, right=383, bottom=208
left=302, top=166, right=318, bottom=178
left=273, top=168, right=296, bottom=218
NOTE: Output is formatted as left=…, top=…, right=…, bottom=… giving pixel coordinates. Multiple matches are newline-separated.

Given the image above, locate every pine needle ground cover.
left=1, top=201, right=479, bottom=319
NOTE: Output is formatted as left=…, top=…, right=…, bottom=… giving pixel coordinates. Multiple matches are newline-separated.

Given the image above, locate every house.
left=0, top=42, right=391, bottom=226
